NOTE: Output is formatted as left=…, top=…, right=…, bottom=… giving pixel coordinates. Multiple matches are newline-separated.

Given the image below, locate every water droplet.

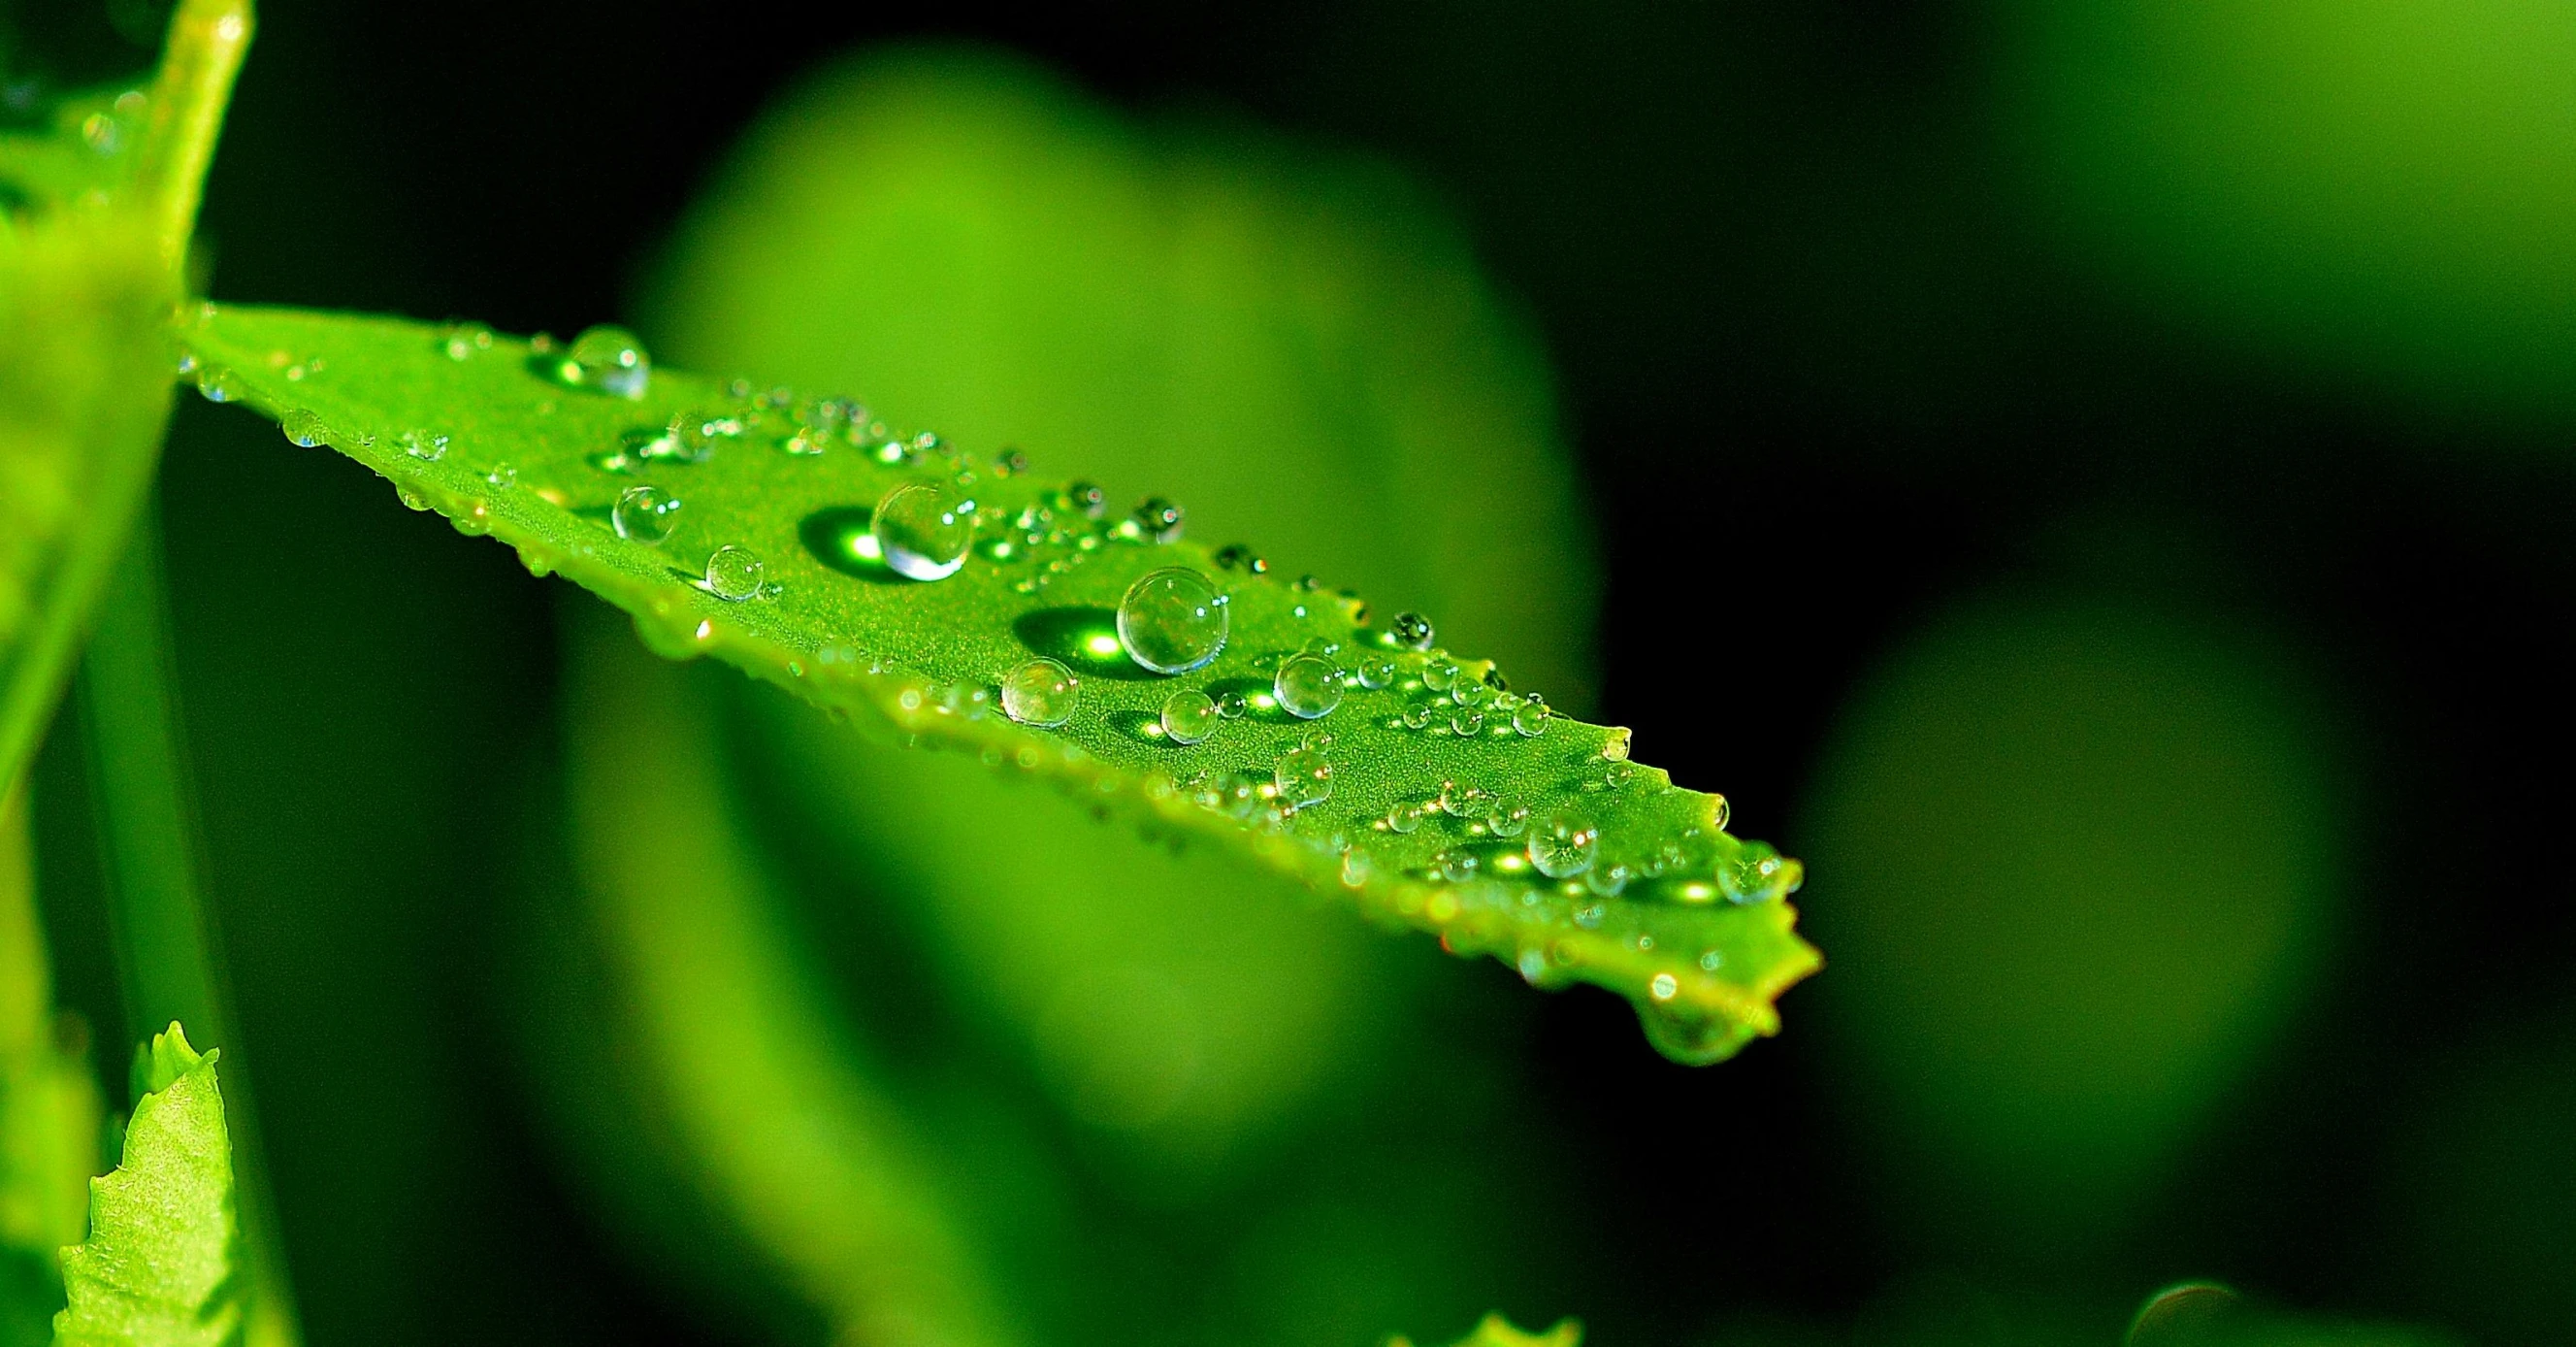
left=1213, top=543, right=1267, bottom=574
left=1604, top=762, right=1637, bottom=790
left=81, top=112, right=124, bottom=154
left=1385, top=803, right=1424, bottom=834
left=1273, top=743, right=1332, bottom=811
left=642, top=410, right=738, bottom=464
left=1484, top=801, right=1530, bottom=838
left=1000, top=657, right=1080, bottom=728
left=396, top=486, right=429, bottom=511
left=613, top=484, right=679, bottom=544
left=1061, top=481, right=1107, bottom=518
left=1527, top=810, right=1598, bottom=879
left=873, top=480, right=974, bottom=580
left=1573, top=902, right=1606, bottom=929
left=561, top=324, right=650, bottom=399
left=1603, top=728, right=1633, bottom=762
left=1449, top=706, right=1486, bottom=737
left=1298, top=727, right=1335, bottom=752
left=1450, top=676, right=1488, bottom=709
left=194, top=366, right=242, bottom=402
left=1512, top=696, right=1549, bottom=738
left=1400, top=703, right=1436, bottom=731
left=1159, top=688, right=1220, bottom=744
left=1340, top=848, right=1374, bottom=887
left=1650, top=972, right=1679, bottom=1002
left=1388, top=611, right=1435, bottom=650
left=484, top=462, right=517, bottom=490
left=1435, top=849, right=1480, bottom=883
left=279, top=409, right=327, bottom=447
left=1436, top=782, right=1484, bottom=818
left=1583, top=863, right=1633, bottom=898
left=1720, top=841, right=1799, bottom=904
left=1710, top=795, right=1731, bottom=831
left=1355, top=656, right=1395, bottom=689
left=1697, top=949, right=1723, bottom=972
left=1216, top=690, right=1249, bottom=719
left=1117, top=567, right=1228, bottom=674
left=1423, top=660, right=1459, bottom=693
left=1273, top=653, right=1343, bottom=719
left=703, top=544, right=766, bottom=601
left=1132, top=497, right=1185, bottom=542
left=399, top=428, right=448, bottom=461
left=440, top=322, right=495, bottom=360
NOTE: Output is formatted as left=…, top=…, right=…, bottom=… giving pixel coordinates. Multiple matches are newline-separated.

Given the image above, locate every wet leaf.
left=181, top=303, right=1818, bottom=1062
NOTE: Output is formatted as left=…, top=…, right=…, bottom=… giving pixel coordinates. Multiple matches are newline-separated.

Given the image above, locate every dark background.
left=12, top=2, right=2576, bottom=1344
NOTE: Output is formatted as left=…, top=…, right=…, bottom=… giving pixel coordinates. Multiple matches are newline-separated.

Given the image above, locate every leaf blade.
left=51, top=1024, right=237, bottom=1347
left=180, top=303, right=1819, bottom=1062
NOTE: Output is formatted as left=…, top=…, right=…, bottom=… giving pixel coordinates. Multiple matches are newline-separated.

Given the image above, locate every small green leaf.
left=180, top=304, right=1819, bottom=1061
left=51, top=1024, right=237, bottom=1347
left=1387, top=1313, right=1581, bottom=1347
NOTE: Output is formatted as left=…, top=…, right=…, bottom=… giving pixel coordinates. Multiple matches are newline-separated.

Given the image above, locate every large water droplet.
left=1527, top=809, right=1598, bottom=879
left=1273, top=743, right=1332, bottom=811
left=279, top=409, right=327, bottom=447
left=1001, top=657, right=1080, bottom=728
left=1160, top=688, right=1220, bottom=744
left=1273, top=653, right=1343, bottom=719
left=1389, top=611, right=1435, bottom=650
left=703, top=544, right=766, bottom=601
left=613, top=484, right=679, bottom=544
left=1117, top=567, right=1228, bottom=674
left=563, top=324, right=649, bottom=399
left=873, top=480, right=973, bottom=580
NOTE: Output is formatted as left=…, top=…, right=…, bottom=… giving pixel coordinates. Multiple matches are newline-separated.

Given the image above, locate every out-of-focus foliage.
left=1387, top=1312, right=1581, bottom=1347
left=0, top=788, right=100, bottom=1347
left=2007, top=0, right=2576, bottom=426
left=52, top=1023, right=236, bottom=1347
left=1801, top=590, right=2341, bottom=1259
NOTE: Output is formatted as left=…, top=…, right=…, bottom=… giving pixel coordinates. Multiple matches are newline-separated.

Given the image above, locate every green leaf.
left=179, top=303, right=1819, bottom=1063
left=1387, top=1313, right=1581, bottom=1347
left=2, top=787, right=102, bottom=1347
left=51, top=1024, right=238, bottom=1347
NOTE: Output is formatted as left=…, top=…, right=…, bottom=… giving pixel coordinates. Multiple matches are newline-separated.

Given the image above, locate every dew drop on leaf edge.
left=703, top=544, right=766, bottom=602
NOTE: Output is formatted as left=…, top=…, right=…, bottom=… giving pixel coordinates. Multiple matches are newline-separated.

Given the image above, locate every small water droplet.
left=642, top=409, right=738, bottom=464
left=1298, top=727, right=1335, bottom=751
left=1437, top=782, right=1484, bottom=818
left=1583, top=863, right=1633, bottom=898
left=1354, top=656, right=1395, bottom=689
left=1273, top=653, right=1343, bottom=719
left=1388, top=611, right=1435, bottom=650
left=1159, top=688, right=1220, bottom=744
left=1132, top=496, right=1185, bottom=542
left=396, top=486, right=429, bottom=511
left=703, top=544, right=766, bottom=601
left=1649, top=972, right=1679, bottom=1002
left=1450, top=675, right=1488, bottom=709
left=1484, top=801, right=1530, bottom=838
left=81, top=112, right=120, bottom=154
left=1573, top=902, right=1605, bottom=929
left=1603, top=727, right=1633, bottom=762
left=440, top=322, right=495, bottom=360
left=1000, top=657, right=1080, bottom=728
left=484, top=462, right=518, bottom=490
left=1060, top=480, right=1107, bottom=518
left=1512, top=696, right=1549, bottom=738
left=1719, top=841, right=1799, bottom=904
left=1273, top=743, right=1332, bottom=811
left=873, top=480, right=974, bottom=580
left=1604, top=762, right=1636, bottom=789
left=1340, top=848, right=1374, bottom=888
left=400, top=428, right=448, bottom=461
left=194, top=366, right=242, bottom=402
left=1528, top=810, right=1598, bottom=879
left=613, top=484, right=680, bottom=544
left=1449, top=706, right=1486, bottom=737
left=1697, top=949, right=1723, bottom=972
left=1216, top=690, right=1249, bottom=719
left=1710, top=795, right=1731, bottom=831
left=1400, top=703, right=1436, bottom=731
left=561, top=324, right=650, bottom=399
left=1435, top=849, right=1480, bottom=883
left=1422, top=660, right=1459, bottom=693
left=279, top=409, right=327, bottom=447
left=1385, top=803, right=1424, bottom=835
left=1213, top=543, right=1267, bottom=574
left=1117, top=567, right=1228, bottom=674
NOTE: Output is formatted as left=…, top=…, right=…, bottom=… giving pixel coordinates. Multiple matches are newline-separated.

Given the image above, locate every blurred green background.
left=8, top=1, right=2575, bottom=1344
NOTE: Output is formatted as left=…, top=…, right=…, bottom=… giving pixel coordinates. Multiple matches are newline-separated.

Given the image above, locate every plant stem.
left=137, top=0, right=256, bottom=272
left=80, top=511, right=302, bottom=1347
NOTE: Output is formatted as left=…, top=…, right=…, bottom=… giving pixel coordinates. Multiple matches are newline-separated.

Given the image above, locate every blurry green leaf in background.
left=1800, top=590, right=2344, bottom=1267
left=2006, top=0, right=2576, bottom=432
left=509, top=42, right=1606, bottom=1347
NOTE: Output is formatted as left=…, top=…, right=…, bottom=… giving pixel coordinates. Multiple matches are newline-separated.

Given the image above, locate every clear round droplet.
left=1437, top=849, right=1480, bottom=883
left=1650, top=972, right=1679, bottom=1002
left=1450, top=675, right=1488, bottom=709
left=1117, top=567, right=1228, bottom=674
left=873, top=480, right=974, bottom=580
left=644, top=410, right=738, bottom=464
left=1215, top=690, right=1249, bottom=719
left=1273, top=653, right=1344, bottom=719
left=1449, top=706, right=1486, bottom=737
left=1527, top=809, right=1598, bottom=879
left=1583, top=863, right=1633, bottom=898
left=1389, top=611, right=1435, bottom=650
left=1719, top=841, right=1799, bottom=904
left=1484, top=802, right=1530, bottom=838
left=279, top=409, right=327, bottom=447
left=613, top=484, right=680, bottom=544
left=400, top=428, right=448, bottom=461
left=1273, top=743, right=1332, bottom=811
left=1386, top=803, right=1424, bottom=835
left=1355, top=656, right=1395, bottom=689
left=484, top=462, right=517, bottom=490
left=194, top=366, right=242, bottom=403
left=1512, top=697, right=1549, bottom=738
left=1422, top=660, right=1459, bottom=693
left=1400, top=703, right=1436, bottom=731
left=1000, top=657, right=1080, bottom=728
left=563, top=324, right=650, bottom=399
left=1160, top=688, right=1221, bottom=744
left=703, top=544, right=766, bottom=601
